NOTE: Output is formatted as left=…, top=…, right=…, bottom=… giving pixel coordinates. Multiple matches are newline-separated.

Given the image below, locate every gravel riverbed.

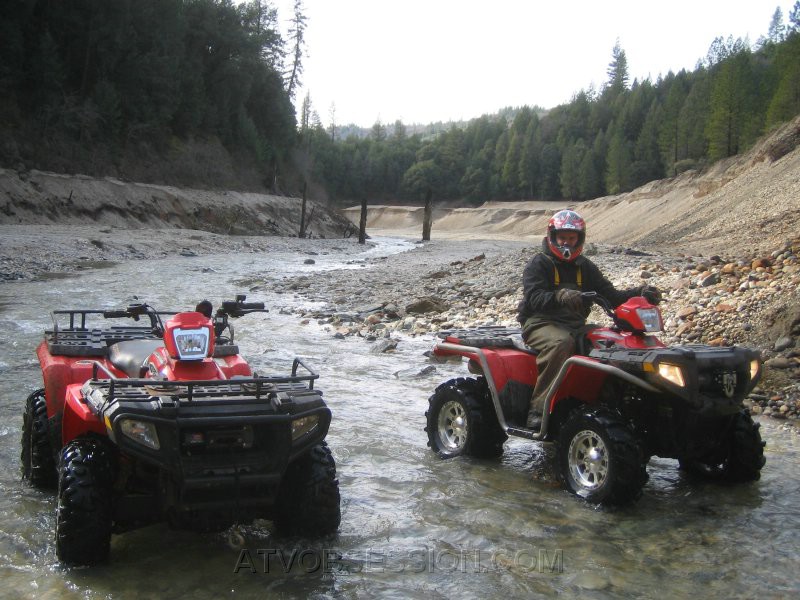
left=1, top=225, right=798, bottom=425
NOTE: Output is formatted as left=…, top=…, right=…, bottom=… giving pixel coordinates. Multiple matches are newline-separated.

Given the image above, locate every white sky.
left=269, top=0, right=793, bottom=127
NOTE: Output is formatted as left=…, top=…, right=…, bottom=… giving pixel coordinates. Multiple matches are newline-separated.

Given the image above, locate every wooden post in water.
left=422, top=188, right=432, bottom=241
left=358, top=197, right=368, bottom=244
left=299, top=181, right=307, bottom=238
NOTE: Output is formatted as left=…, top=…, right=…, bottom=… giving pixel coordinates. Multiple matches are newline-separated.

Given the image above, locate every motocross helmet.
left=547, top=209, right=586, bottom=262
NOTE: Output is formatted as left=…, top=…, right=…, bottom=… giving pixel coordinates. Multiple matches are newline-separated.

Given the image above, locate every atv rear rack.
left=437, top=326, right=535, bottom=352
left=46, top=309, right=163, bottom=357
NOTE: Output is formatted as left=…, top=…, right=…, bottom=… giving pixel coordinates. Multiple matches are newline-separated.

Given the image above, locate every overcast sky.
left=269, top=0, right=793, bottom=127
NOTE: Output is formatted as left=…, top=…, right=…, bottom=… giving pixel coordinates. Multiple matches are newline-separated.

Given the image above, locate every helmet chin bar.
left=558, top=245, right=574, bottom=260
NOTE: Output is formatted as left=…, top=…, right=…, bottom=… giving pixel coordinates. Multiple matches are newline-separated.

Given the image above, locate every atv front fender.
left=62, top=384, right=107, bottom=446
left=540, top=357, right=661, bottom=441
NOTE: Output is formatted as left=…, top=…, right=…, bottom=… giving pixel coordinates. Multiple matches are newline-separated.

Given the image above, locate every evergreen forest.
left=2, top=1, right=800, bottom=206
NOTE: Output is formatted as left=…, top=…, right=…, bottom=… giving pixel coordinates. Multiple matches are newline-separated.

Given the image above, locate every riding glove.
left=555, top=288, right=584, bottom=312
left=640, top=285, right=662, bottom=305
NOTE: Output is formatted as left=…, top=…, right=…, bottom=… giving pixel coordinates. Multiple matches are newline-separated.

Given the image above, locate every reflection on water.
left=0, top=238, right=798, bottom=598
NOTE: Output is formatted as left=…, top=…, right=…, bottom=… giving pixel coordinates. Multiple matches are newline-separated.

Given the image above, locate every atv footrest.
left=506, top=426, right=538, bottom=440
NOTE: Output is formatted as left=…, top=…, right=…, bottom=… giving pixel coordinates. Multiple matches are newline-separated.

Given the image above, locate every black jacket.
left=517, top=238, right=640, bottom=329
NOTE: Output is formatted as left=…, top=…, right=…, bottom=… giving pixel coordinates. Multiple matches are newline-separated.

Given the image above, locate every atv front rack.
left=83, top=357, right=319, bottom=405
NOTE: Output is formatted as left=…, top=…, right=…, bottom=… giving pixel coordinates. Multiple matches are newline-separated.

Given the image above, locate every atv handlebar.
left=102, top=310, right=130, bottom=319
left=218, top=295, right=268, bottom=318
left=102, top=303, right=164, bottom=333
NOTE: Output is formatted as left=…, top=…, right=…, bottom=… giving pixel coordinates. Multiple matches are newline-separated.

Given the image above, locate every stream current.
left=0, top=237, right=798, bottom=599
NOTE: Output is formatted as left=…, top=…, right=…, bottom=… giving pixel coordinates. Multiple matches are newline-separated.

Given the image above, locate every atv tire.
left=557, top=409, right=647, bottom=505
left=21, top=388, right=57, bottom=489
left=679, top=410, right=766, bottom=482
left=425, top=377, right=507, bottom=459
left=56, top=437, right=116, bottom=566
left=274, top=442, right=341, bottom=536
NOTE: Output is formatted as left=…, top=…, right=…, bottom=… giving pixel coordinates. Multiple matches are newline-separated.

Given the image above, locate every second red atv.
left=21, top=295, right=340, bottom=565
left=425, top=293, right=766, bottom=504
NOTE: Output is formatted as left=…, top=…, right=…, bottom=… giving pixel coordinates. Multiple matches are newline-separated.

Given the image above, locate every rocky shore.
left=263, top=236, right=800, bottom=425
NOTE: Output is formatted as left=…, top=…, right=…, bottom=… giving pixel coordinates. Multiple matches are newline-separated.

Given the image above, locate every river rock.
left=370, top=338, right=398, bottom=354
left=774, top=336, right=794, bottom=352
left=406, top=296, right=449, bottom=314
left=699, top=273, right=720, bottom=287
left=765, top=356, right=794, bottom=369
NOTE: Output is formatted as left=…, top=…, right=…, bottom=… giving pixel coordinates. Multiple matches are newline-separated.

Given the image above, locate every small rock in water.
left=370, top=338, right=398, bottom=354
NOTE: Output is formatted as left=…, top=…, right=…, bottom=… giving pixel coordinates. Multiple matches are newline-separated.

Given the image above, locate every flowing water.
left=0, top=238, right=798, bottom=599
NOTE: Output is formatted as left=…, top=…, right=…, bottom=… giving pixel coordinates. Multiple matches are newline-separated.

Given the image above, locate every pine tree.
left=766, top=34, right=800, bottom=127
left=285, top=0, right=307, bottom=98
left=706, top=49, right=754, bottom=159
left=605, top=123, right=632, bottom=194
left=606, top=40, right=629, bottom=96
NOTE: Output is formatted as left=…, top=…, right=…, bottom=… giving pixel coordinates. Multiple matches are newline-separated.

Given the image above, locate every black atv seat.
left=109, top=339, right=165, bottom=378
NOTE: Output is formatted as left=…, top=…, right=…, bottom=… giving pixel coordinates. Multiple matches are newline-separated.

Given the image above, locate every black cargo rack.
left=437, top=325, right=524, bottom=349
left=45, top=310, right=162, bottom=357
left=84, top=357, right=319, bottom=404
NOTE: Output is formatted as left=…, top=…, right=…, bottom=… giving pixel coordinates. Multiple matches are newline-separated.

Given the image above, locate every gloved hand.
left=555, top=288, right=584, bottom=312
left=640, top=285, right=662, bottom=305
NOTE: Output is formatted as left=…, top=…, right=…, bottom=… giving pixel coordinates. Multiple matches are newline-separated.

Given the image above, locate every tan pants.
left=524, top=322, right=594, bottom=415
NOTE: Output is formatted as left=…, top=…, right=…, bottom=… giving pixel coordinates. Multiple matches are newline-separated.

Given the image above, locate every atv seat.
left=109, top=339, right=165, bottom=378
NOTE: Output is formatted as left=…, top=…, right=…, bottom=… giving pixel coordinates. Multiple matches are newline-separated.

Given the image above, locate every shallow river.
left=0, top=238, right=798, bottom=599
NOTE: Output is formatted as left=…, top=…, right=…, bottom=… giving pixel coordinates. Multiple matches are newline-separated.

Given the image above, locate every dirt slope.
left=346, top=115, right=800, bottom=258
left=0, top=169, right=354, bottom=239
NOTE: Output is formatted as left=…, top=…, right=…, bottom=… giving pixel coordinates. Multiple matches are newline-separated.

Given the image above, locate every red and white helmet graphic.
left=546, top=209, right=586, bottom=262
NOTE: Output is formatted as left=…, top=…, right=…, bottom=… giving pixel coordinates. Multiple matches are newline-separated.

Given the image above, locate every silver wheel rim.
left=568, top=429, right=609, bottom=491
left=437, top=400, right=468, bottom=452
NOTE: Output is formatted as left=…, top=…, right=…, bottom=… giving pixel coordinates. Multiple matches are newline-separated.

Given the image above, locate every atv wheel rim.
left=438, top=400, right=468, bottom=452
left=568, top=430, right=609, bottom=492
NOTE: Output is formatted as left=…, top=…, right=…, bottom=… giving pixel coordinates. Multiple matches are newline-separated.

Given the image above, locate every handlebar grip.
left=240, top=302, right=265, bottom=310
left=103, top=310, right=130, bottom=318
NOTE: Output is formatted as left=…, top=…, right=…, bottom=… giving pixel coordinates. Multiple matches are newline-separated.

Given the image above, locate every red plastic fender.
left=37, top=341, right=124, bottom=418
left=217, top=354, right=253, bottom=378
left=480, top=348, right=538, bottom=394
left=547, top=359, right=608, bottom=411
left=434, top=344, right=538, bottom=395
left=61, top=384, right=107, bottom=446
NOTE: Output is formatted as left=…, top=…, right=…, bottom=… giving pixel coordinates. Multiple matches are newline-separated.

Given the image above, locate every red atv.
left=21, top=295, right=340, bottom=565
left=425, top=293, right=766, bottom=504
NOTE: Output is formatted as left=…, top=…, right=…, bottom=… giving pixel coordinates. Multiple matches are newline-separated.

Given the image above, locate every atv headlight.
left=750, top=359, right=760, bottom=381
left=658, top=363, right=685, bottom=387
left=636, top=307, right=663, bottom=332
left=119, top=418, right=160, bottom=450
left=173, top=327, right=209, bottom=360
left=291, top=415, right=319, bottom=441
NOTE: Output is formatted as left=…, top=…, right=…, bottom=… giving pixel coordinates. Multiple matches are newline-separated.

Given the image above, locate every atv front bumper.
left=590, top=344, right=761, bottom=416
left=80, top=375, right=331, bottom=518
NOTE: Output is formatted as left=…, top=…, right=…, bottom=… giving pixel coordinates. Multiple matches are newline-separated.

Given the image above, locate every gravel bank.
left=263, top=236, right=800, bottom=425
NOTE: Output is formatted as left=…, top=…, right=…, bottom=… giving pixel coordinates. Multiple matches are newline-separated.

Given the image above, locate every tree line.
left=303, top=5, right=800, bottom=205
left=0, top=0, right=302, bottom=185
left=1, top=2, right=799, bottom=207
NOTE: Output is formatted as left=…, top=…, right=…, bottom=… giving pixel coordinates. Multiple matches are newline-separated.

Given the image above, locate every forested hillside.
left=0, top=0, right=301, bottom=190
left=302, top=6, right=800, bottom=205
left=1, top=1, right=799, bottom=208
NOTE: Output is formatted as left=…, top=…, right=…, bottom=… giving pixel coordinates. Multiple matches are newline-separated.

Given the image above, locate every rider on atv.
left=517, top=209, right=662, bottom=430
